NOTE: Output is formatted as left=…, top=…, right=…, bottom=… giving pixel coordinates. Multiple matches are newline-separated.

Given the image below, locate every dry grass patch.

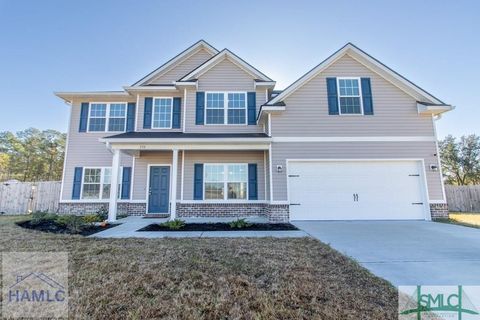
left=0, top=215, right=397, bottom=319
left=449, top=212, right=480, bottom=228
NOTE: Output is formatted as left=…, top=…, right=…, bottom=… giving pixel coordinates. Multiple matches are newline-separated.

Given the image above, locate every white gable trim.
left=179, top=49, right=272, bottom=82
left=132, top=40, right=218, bottom=86
left=268, top=43, right=446, bottom=106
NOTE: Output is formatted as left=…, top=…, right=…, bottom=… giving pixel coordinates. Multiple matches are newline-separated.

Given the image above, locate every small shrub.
left=160, top=219, right=185, bottom=230
left=96, top=207, right=108, bottom=221
left=30, top=212, right=58, bottom=226
left=55, top=215, right=86, bottom=234
left=83, top=214, right=102, bottom=226
left=229, top=218, right=252, bottom=229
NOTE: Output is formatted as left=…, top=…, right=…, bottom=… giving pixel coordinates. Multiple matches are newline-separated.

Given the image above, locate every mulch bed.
left=138, top=222, right=299, bottom=232
left=16, top=220, right=119, bottom=236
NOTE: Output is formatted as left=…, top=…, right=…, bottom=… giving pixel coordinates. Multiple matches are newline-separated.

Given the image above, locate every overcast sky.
left=0, top=0, right=478, bottom=138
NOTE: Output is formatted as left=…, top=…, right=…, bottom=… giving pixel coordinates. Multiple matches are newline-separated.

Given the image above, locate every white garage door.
left=288, top=160, right=428, bottom=220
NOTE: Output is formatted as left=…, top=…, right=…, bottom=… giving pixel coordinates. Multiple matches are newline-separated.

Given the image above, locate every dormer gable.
left=180, top=49, right=273, bottom=84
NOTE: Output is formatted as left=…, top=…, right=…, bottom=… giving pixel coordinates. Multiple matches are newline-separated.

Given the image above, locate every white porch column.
left=108, top=149, right=120, bottom=222
left=170, top=149, right=179, bottom=220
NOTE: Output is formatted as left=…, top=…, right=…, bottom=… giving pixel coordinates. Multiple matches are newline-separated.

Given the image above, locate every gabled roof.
left=132, top=40, right=218, bottom=86
left=179, top=48, right=273, bottom=82
left=267, top=42, right=447, bottom=106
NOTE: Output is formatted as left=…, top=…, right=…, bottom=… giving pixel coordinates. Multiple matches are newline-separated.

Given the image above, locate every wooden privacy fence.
left=445, top=185, right=480, bottom=212
left=0, top=181, right=61, bottom=214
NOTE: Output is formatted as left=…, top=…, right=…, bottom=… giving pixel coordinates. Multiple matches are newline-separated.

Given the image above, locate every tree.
left=439, top=134, right=480, bottom=185
left=0, top=128, right=66, bottom=182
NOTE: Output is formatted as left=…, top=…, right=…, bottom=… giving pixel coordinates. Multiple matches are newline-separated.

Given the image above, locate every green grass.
left=0, top=215, right=397, bottom=319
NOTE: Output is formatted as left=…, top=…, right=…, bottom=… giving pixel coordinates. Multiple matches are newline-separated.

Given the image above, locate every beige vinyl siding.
left=197, top=58, right=255, bottom=91
left=182, top=151, right=266, bottom=201
left=272, top=54, right=435, bottom=137
left=270, top=141, right=444, bottom=202
left=136, top=92, right=183, bottom=132
left=61, top=99, right=134, bottom=201
left=184, top=57, right=265, bottom=133
left=132, top=151, right=182, bottom=201
left=148, top=48, right=214, bottom=85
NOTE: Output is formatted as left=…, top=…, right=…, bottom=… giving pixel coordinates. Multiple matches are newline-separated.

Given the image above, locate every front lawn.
left=0, top=215, right=397, bottom=319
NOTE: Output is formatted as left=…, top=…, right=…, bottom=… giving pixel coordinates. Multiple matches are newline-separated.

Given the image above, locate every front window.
left=337, top=78, right=362, bottom=114
left=227, top=93, right=246, bottom=124
left=82, top=168, right=102, bottom=199
left=88, top=104, right=107, bottom=131
left=205, top=92, right=247, bottom=124
left=108, top=104, right=127, bottom=131
left=88, top=103, right=127, bottom=132
left=81, top=167, right=122, bottom=200
left=204, top=164, right=248, bottom=200
left=206, top=93, right=225, bottom=124
left=152, top=98, right=173, bottom=128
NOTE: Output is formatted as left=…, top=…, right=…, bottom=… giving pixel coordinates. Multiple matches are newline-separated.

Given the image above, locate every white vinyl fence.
left=445, top=185, right=480, bottom=212
left=0, top=181, right=61, bottom=214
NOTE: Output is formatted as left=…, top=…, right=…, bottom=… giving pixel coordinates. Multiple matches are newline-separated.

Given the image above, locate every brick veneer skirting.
left=58, top=202, right=146, bottom=216
left=176, top=203, right=290, bottom=223
left=430, top=203, right=449, bottom=219
left=177, top=203, right=266, bottom=218
left=58, top=202, right=289, bottom=222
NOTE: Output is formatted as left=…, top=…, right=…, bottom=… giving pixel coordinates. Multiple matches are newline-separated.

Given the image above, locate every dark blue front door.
left=148, top=166, right=170, bottom=213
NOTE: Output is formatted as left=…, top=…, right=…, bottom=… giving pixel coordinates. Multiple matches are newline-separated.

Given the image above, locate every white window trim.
left=203, top=163, right=249, bottom=201
left=151, top=97, right=173, bottom=129
left=80, top=167, right=123, bottom=200
left=87, top=102, right=128, bottom=133
left=336, top=77, right=364, bottom=115
left=204, top=91, right=248, bottom=125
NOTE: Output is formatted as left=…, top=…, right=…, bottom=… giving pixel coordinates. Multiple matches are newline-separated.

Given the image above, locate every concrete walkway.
left=293, top=220, right=480, bottom=286
left=92, top=216, right=308, bottom=238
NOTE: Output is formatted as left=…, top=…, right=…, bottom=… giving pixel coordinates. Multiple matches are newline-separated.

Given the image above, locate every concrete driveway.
left=293, top=220, right=480, bottom=286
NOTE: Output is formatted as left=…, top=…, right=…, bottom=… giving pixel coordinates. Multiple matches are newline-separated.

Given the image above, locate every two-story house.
left=56, top=40, right=453, bottom=222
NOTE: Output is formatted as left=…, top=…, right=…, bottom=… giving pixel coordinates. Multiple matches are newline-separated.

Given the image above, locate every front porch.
left=100, top=132, right=288, bottom=222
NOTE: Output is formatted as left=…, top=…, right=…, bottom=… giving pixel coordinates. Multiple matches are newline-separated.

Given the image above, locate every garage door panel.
left=288, top=161, right=427, bottom=220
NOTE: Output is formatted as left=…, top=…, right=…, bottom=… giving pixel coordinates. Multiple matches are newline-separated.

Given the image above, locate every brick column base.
left=430, top=203, right=449, bottom=219
left=265, top=204, right=289, bottom=223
